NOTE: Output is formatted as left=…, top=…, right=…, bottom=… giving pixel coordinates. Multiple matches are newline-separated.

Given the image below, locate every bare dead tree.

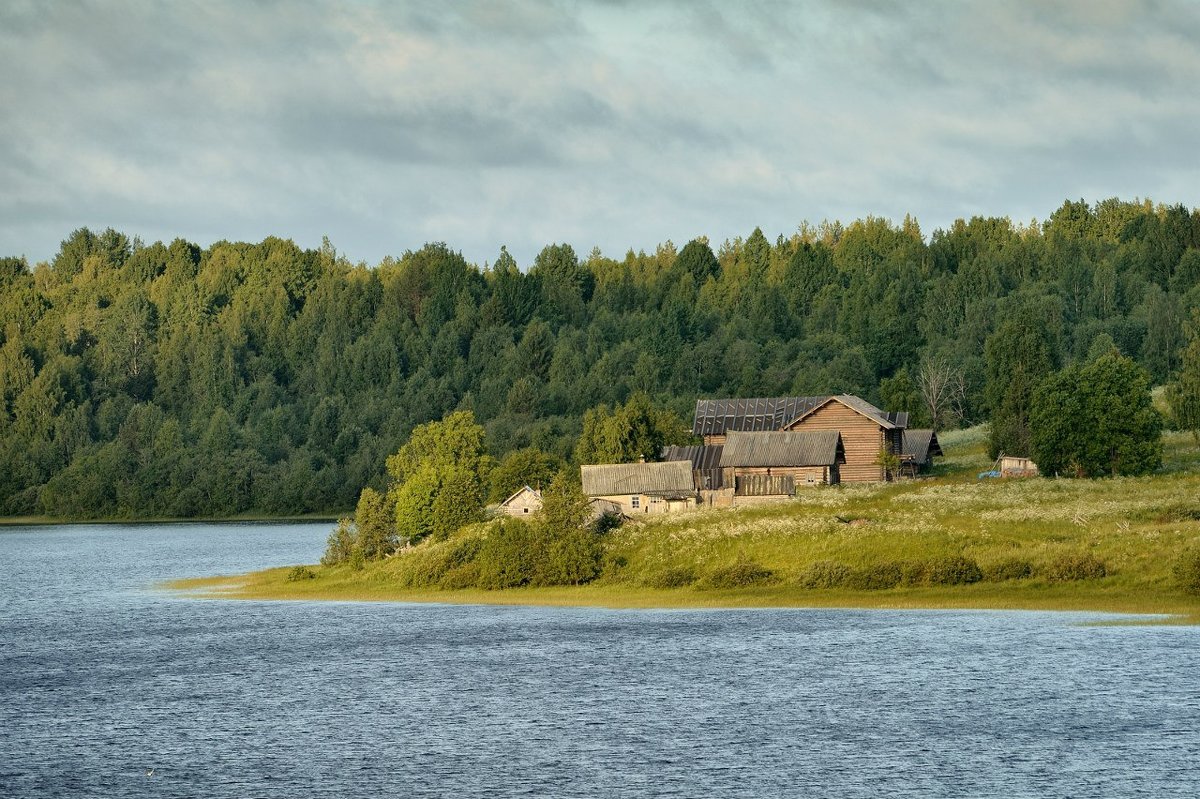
left=918, top=356, right=966, bottom=430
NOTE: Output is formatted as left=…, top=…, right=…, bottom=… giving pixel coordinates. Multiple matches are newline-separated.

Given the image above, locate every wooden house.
left=693, top=394, right=908, bottom=483
left=498, top=485, right=542, bottom=517
left=900, top=429, right=943, bottom=475
left=719, top=430, right=845, bottom=494
left=580, top=461, right=697, bottom=515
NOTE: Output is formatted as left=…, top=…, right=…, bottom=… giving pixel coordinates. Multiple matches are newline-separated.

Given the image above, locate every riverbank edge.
left=165, top=567, right=1200, bottom=623
left=0, top=513, right=343, bottom=526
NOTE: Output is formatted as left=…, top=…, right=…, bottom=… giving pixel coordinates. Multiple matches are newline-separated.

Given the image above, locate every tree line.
left=2, top=197, right=1200, bottom=518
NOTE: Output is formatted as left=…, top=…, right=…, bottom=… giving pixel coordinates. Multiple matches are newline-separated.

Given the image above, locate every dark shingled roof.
left=693, top=396, right=827, bottom=437
left=719, top=430, right=845, bottom=468
left=581, top=461, right=696, bottom=497
left=901, top=429, right=943, bottom=463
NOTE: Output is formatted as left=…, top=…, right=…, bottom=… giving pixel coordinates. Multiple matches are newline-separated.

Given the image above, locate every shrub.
left=321, top=518, right=357, bottom=566
left=591, top=511, right=624, bottom=535
left=286, top=565, right=316, bottom=582
left=898, top=560, right=929, bottom=586
left=701, top=555, right=776, bottom=590
left=475, top=519, right=541, bottom=589
left=926, top=556, right=983, bottom=586
left=983, top=557, right=1035, bottom=582
left=439, top=562, right=482, bottom=590
left=1045, top=552, right=1108, bottom=581
left=1172, top=548, right=1200, bottom=595
left=848, top=561, right=903, bottom=590
left=799, top=561, right=853, bottom=589
left=647, top=566, right=698, bottom=589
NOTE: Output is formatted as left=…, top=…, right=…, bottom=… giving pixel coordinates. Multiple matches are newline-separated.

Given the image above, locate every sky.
left=3, top=0, right=1199, bottom=269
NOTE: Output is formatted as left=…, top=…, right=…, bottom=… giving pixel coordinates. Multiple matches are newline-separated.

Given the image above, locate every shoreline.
left=165, top=568, right=1200, bottom=623
left=0, top=513, right=342, bottom=527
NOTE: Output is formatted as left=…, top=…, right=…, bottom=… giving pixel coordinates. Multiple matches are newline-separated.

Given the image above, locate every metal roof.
left=901, top=429, right=942, bottom=463
left=661, top=444, right=724, bottom=471
left=719, top=430, right=845, bottom=468
left=581, top=461, right=696, bottom=497
left=692, top=396, right=827, bottom=437
left=786, top=394, right=904, bottom=430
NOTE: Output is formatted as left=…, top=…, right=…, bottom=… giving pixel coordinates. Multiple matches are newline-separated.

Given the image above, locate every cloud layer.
left=3, top=0, right=1199, bottom=267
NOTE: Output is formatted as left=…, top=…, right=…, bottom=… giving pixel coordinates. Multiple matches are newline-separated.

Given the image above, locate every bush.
left=474, top=519, right=540, bottom=589
left=1172, top=548, right=1200, bottom=595
left=321, top=518, right=357, bottom=566
left=1045, top=552, right=1108, bottom=581
left=898, top=560, right=929, bottom=586
left=591, top=511, right=624, bottom=534
left=647, top=566, right=698, bottom=589
left=799, top=561, right=853, bottom=589
left=848, top=561, right=903, bottom=590
left=439, top=562, right=482, bottom=590
left=926, top=556, right=983, bottom=586
left=983, top=557, right=1034, bottom=582
left=701, top=555, right=776, bottom=589
left=286, top=565, right=316, bottom=582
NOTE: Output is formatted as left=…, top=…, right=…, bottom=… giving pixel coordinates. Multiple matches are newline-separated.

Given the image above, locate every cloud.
left=1, top=0, right=1199, bottom=267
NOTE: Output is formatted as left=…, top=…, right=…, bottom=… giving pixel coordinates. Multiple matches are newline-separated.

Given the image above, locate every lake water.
left=1, top=522, right=1198, bottom=798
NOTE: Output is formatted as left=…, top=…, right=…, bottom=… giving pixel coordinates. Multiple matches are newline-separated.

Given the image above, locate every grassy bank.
left=168, top=428, right=1200, bottom=619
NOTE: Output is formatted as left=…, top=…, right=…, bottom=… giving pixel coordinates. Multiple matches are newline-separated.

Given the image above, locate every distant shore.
left=0, top=513, right=342, bottom=527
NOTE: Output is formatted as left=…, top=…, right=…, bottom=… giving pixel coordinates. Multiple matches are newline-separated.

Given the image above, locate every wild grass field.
left=171, top=427, right=1200, bottom=619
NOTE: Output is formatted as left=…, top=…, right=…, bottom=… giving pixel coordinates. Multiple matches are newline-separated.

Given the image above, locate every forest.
left=2, top=197, right=1200, bottom=519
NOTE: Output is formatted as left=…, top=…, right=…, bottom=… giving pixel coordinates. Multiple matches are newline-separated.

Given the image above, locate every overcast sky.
left=3, top=0, right=1199, bottom=268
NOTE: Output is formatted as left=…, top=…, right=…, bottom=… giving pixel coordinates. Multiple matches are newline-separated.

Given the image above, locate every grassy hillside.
left=171, top=427, right=1200, bottom=619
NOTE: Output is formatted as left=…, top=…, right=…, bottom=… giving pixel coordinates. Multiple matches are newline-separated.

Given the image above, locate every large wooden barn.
left=693, top=395, right=911, bottom=483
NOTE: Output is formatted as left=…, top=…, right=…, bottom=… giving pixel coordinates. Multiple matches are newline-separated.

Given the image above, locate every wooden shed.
left=498, top=485, right=542, bottom=517
left=900, top=429, right=943, bottom=474
left=580, top=461, right=697, bottom=515
left=719, top=430, right=845, bottom=494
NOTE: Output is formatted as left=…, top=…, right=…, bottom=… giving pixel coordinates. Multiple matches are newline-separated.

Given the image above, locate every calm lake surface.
left=1, top=522, right=1198, bottom=798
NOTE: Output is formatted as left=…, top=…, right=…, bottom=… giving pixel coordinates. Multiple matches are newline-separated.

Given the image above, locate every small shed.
left=719, top=430, right=845, bottom=494
left=1000, top=456, right=1039, bottom=477
left=498, top=485, right=542, bottom=517
left=900, top=429, right=943, bottom=474
left=580, top=461, right=697, bottom=515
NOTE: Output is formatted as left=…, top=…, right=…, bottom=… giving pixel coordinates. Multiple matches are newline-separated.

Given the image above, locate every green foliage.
left=700, top=555, right=776, bottom=589
left=646, top=566, right=698, bottom=589
left=924, top=556, right=984, bottom=585
left=1172, top=547, right=1200, bottom=595
left=3, top=201, right=1200, bottom=519
left=322, top=519, right=357, bottom=566
left=982, top=558, right=1035, bottom=582
left=1045, top=552, right=1108, bottom=581
left=1030, top=351, right=1163, bottom=477
left=798, top=560, right=853, bottom=589
left=286, top=565, right=316, bottom=582
left=985, top=313, right=1057, bottom=459
left=487, top=447, right=563, bottom=503
left=847, top=561, right=904, bottom=590
left=574, top=392, right=691, bottom=464
left=475, top=518, right=543, bottom=589
left=1166, top=314, right=1200, bottom=443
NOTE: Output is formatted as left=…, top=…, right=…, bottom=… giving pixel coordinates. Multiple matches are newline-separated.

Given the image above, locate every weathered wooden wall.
left=788, top=403, right=885, bottom=482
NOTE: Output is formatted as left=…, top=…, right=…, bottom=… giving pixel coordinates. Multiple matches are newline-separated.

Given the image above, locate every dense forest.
left=2, top=197, right=1200, bottom=519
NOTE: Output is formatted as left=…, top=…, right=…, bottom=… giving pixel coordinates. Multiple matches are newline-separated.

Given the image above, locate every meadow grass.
left=167, top=428, right=1200, bottom=620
